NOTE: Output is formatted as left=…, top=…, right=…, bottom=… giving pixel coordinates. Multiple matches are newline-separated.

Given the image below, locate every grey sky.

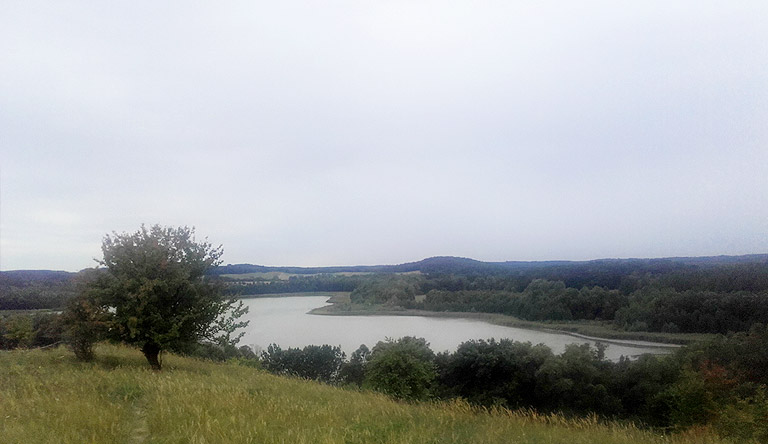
left=1, top=1, right=767, bottom=271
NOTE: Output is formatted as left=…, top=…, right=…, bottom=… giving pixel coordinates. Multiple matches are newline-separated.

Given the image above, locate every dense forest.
left=213, top=254, right=768, bottom=283
left=0, top=270, right=76, bottom=310
left=346, top=257, right=768, bottom=335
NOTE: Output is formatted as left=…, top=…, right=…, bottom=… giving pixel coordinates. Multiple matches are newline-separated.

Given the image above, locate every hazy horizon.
left=5, top=251, right=768, bottom=273
left=2, top=1, right=767, bottom=271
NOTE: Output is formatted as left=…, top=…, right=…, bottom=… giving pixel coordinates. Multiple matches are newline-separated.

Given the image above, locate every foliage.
left=0, top=343, right=728, bottom=444
left=175, top=342, right=258, bottom=364
left=534, top=343, right=620, bottom=414
left=350, top=275, right=424, bottom=305
left=74, top=225, right=248, bottom=369
left=661, top=324, right=768, bottom=439
left=364, top=337, right=436, bottom=401
left=614, top=288, right=768, bottom=333
left=661, top=370, right=720, bottom=427
left=1, top=315, right=34, bottom=348
left=713, top=387, right=768, bottom=443
left=0, top=270, right=75, bottom=310
left=250, top=329, right=767, bottom=437
left=436, top=339, right=677, bottom=421
left=413, top=280, right=768, bottom=335
left=609, top=353, right=682, bottom=425
left=260, top=343, right=345, bottom=383
left=60, top=269, right=112, bottom=361
left=214, top=255, right=768, bottom=295
left=0, top=312, right=63, bottom=350
left=312, top=256, right=768, bottom=336
left=338, top=344, right=370, bottom=386
left=439, top=339, right=553, bottom=408
left=418, top=281, right=628, bottom=322
left=3, top=327, right=766, bottom=439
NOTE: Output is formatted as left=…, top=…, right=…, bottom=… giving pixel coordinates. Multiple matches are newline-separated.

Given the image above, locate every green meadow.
left=222, top=272, right=377, bottom=281
left=1, top=344, right=731, bottom=444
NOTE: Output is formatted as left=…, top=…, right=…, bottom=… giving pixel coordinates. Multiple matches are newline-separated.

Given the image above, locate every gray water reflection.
left=237, top=296, right=676, bottom=361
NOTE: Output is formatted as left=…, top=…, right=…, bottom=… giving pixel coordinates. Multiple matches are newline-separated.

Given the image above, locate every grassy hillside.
left=0, top=344, right=730, bottom=444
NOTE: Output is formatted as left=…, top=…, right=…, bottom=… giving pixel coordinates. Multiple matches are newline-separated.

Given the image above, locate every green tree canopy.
left=78, top=225, right=248, bottom=369
left=364, top=337, right=436, bottom=401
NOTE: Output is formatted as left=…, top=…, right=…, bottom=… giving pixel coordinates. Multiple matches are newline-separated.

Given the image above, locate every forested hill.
left=4, top=255, right=765, bottom=279
left=4, top=254, right=767, bottom=279
left=212, top=254, right=768, bottom=276
left=3, top=254, right=768, bottom=310
left=0, top=270, right=75, bottom=284
left=210, top=256, right=571, bottom=275
left=0, top=270, right=77, bottom=310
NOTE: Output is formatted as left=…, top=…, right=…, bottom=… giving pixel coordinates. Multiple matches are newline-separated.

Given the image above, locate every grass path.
left=128, top=404, right=149, bottom=444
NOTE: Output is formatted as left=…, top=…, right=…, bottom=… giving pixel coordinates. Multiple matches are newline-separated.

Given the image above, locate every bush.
left=175, top=342, right=259, bottom=364
left=260, top=344, right=345, bottom=383
left=339, top=344, right=370, bottom=386
left=438, top=339, right=553, bottom=408
left=0, top=312, right=64, bottom=350
left=61, top=276, right=110, bottom=361
left=364, top=337, right=436, bottom=401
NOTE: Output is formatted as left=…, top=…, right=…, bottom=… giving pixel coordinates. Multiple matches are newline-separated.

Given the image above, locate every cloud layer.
left=2, top=1, right=767, bottom=270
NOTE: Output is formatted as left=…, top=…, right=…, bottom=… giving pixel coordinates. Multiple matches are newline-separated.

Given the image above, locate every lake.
left=236, top=295, right=677, bottom=361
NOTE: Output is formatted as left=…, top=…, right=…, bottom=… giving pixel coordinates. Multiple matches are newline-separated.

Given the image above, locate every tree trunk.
left=142, top=341, right=162, bottom=370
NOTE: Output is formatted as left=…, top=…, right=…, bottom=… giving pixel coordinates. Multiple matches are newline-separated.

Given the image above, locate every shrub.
left=364, top=337, right=436, bottom=401
left=261, top=344, right=345, bottom=383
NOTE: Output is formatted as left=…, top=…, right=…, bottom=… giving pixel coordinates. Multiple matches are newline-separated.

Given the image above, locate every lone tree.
left=81, top=224, right=248, bottom=370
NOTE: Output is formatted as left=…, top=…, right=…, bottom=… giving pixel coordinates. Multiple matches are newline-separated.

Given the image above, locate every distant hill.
left=0, top=270, right=77, bottom=310
left=4, top=253, right=767, bottom=284
left=0, top=270, right=75, bottom=286
left=211, top=254, right=768, bottom=276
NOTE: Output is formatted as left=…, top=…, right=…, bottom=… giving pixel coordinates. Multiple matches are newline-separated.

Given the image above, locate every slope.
left=0, top=344, right=730, bottom=444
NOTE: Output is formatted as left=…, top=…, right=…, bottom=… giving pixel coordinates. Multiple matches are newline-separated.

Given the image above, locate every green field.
left=238, top=291, right=351, bottom=299
left=0, top=344, right=731, bottom=444
left=222, top=271, right=421, bottom=281
left=222, top=271, right=377, bottom=281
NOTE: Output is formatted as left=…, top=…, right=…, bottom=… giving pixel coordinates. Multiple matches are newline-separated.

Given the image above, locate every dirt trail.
left=128, top=405, right=149, bottom=444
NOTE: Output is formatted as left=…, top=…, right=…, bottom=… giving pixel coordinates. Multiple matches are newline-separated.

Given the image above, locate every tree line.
left=349, top=271, right=768, bottom=334
left=7, top=259, right=765, bottom=351
left=256, top=328, right=768, bottom=442
left=6, top=253, right=767, bottom=335
left=0, top=271, right=76, bottom=310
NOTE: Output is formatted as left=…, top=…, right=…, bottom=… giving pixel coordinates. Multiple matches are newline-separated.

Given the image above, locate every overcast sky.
left=1, top=1, right=767, bottom=271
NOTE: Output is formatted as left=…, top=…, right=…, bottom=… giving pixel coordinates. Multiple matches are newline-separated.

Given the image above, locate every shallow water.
left=237, top=295, right=676, bottom=361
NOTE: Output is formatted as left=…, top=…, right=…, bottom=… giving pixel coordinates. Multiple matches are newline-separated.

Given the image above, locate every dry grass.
left=0, top=344, right=734, bottom=444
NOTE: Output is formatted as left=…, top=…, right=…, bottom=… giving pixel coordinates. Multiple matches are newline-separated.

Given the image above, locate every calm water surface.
left=237, top=296, right=676, bottom=361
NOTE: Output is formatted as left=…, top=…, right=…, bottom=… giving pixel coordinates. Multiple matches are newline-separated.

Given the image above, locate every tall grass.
left=0, top=344, right=734, bottom=444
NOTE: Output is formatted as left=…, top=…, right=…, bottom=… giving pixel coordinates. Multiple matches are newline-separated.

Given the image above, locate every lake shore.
left=307, top=294, right=705, bottom=347
left=235, top=291, right=707, bottom=347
